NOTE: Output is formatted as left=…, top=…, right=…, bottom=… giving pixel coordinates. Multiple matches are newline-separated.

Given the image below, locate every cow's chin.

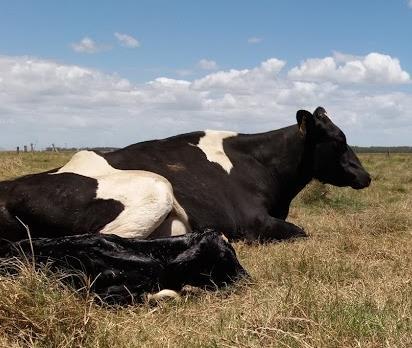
left=319, top=178, right=370, bottom=190
left=321, top=173, right=371, bottom=190
left=316, top=177, right=346, bottom=187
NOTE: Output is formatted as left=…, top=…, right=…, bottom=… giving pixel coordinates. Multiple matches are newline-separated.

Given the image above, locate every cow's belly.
left=175, top=185, right=264, bottom=239
left=175, top=194, right=237, bottom=233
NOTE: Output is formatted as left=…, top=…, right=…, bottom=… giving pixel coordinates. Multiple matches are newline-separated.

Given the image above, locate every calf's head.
left=297, top=107, right=371, bottom=189
left=167, top=230, right=248, bottom=289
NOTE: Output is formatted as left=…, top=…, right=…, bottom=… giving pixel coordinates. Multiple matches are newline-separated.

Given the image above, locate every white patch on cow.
left=196, top=130, right=237, bottom=174
left=54, top=150, right=114, bottom=177
left=54, top=151, right=190, bottom=239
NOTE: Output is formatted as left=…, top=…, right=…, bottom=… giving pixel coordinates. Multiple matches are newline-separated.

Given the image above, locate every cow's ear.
left=313, top=106, right=327, bottom=118
left=296, top=110, right=312, bottom=136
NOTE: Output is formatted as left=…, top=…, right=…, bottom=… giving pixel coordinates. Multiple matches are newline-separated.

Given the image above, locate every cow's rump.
left=0, top=229, right=247, bottom=304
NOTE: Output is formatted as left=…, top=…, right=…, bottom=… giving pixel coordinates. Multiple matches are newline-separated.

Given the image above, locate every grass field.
left=0, top=151, right=411, bottom=347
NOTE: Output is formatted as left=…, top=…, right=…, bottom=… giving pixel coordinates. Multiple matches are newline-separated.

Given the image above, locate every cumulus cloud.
left=114, top=32, right=140, bottom=48
left=193, top=58, right=286, bottom=91
left=197, top=59, right=218, bottom=70
left=289, top=52, right=410, bottom=84
left=0, top=53, right=411, bottom=148
left=247, top=37, right=263, bottom=44
left=71, top=37, right=108, bottom=54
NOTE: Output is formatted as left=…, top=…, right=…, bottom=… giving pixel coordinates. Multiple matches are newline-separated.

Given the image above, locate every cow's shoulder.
left=195, top=130, right=238, bottom=174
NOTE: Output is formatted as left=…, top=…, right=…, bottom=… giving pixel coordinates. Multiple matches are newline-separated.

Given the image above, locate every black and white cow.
left=100, top=106, right=371, bottom=242
left=0, top=106, right=370, bottom=243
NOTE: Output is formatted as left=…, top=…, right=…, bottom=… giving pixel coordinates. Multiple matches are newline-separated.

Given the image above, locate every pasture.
left=0, top=151, right=411, bottom=347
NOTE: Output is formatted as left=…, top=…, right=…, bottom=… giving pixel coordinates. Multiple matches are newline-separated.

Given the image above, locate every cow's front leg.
left=251, top=216, right=307, bottom=242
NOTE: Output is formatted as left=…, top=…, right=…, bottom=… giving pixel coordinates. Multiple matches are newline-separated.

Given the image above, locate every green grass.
left=0, top=152, right=411, bottom=347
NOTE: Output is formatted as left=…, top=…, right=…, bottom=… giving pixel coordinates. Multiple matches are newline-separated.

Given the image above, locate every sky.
left=0, top=0, right=412, bottom=149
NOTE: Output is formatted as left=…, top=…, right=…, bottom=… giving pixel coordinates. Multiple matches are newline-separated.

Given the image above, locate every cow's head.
left=297, top=107, right=371, bottom=189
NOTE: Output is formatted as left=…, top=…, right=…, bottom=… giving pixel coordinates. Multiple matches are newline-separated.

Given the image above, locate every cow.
left=0, top=229, right=247, bottom=304
left=100, top=106, right=371, bottom=242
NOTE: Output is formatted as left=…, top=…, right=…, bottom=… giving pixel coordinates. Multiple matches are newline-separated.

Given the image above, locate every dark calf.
left=0, top=229, right=247, bottom=305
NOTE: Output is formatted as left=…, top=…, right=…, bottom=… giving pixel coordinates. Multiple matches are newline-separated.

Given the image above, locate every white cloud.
left=247, top=37, right=263, bottom=44
left=409, top=0, right=412, bottom=8
left=0, top=53, right=411, bottom=148
left=289, top=52, right=410, bottom=84
left=198, top=59, right=218, bottom=70
left=71, top=37, right=107, bottom=54
left=114, top=32, right=140, bottom=48
left=261, top=58, right=285, bottom=73
left=193, top=58, right=286, bottom=91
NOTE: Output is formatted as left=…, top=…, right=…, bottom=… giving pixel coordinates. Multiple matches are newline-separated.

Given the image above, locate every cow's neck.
left=243, top=125, right=313, bottom=200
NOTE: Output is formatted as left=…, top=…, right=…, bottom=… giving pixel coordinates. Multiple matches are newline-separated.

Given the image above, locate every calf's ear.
left=296, top=110, right=312, bottom=136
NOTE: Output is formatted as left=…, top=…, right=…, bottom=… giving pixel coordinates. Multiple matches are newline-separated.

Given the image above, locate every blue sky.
left=0, top=1, right=411, bottom=148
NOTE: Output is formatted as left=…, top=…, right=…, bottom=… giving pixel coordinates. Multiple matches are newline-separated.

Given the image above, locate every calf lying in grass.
left=0, top=229, right=247, bottom=305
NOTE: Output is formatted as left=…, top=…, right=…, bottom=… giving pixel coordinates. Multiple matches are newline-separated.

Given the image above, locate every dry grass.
left=0, top=152, right=411, bottom=347
left=0, top=152, right=73, bottom=181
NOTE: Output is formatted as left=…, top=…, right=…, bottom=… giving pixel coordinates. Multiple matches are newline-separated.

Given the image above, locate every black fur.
left=0, top=230, right=247, bottom=305
left=0, top=173, right=124, bottom=241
